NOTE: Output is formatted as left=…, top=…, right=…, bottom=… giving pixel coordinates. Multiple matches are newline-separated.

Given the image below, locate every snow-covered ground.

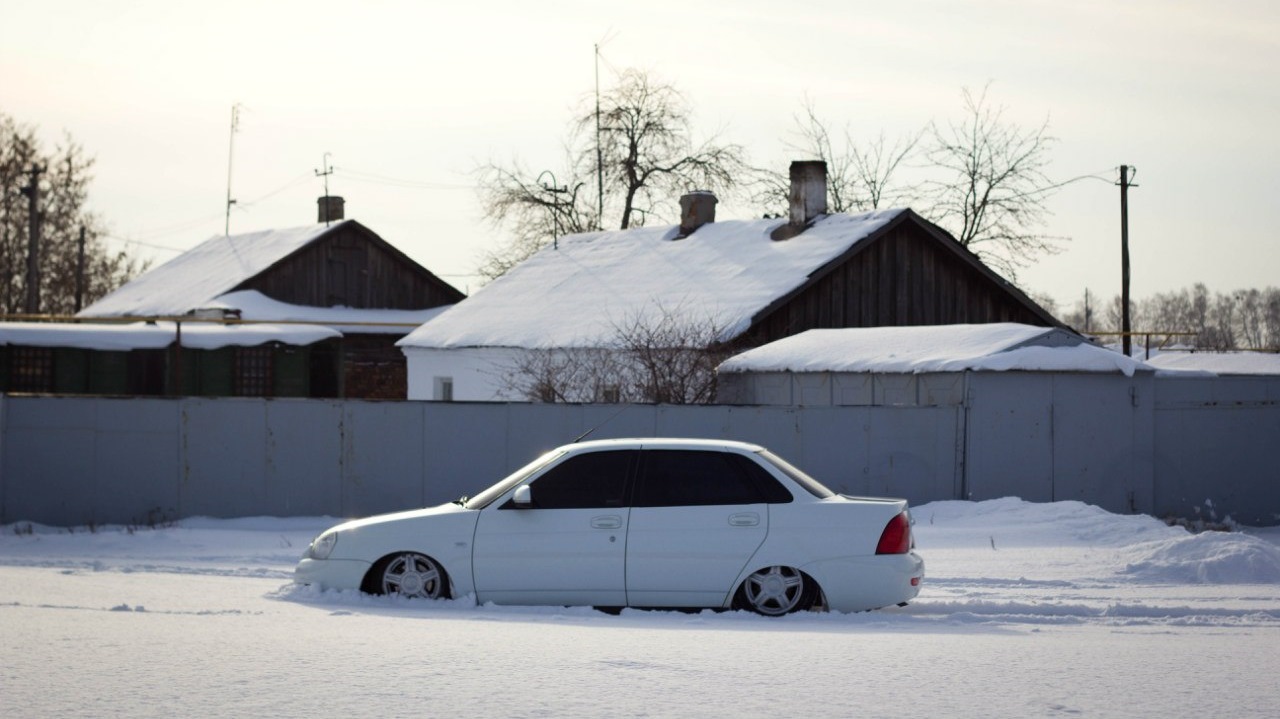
left=3, top=499, right=1278, bottom=718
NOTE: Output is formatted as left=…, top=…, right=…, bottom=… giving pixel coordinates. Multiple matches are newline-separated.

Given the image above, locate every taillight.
left=876, top=511, right=911, bottom=555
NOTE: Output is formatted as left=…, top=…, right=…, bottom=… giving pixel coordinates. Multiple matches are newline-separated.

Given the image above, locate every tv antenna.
left=315, top=152, right=335, bottom=226
left=224, top=103, right=242, bottom=235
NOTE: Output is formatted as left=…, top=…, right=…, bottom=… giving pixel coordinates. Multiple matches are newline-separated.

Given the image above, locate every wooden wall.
left=234, top=224, right=464, bottom=310
left=749, top=221, right=1054, bottom=345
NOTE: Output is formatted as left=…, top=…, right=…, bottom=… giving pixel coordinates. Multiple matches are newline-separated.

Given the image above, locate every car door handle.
left=728, top=512, right=760, bottom=527
left=591, top=515, right=623, bottom=529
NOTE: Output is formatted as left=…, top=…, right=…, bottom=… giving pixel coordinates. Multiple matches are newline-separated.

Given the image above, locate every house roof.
left=207, top=291, right=451, bottom=335
left=80, top=221, right=350, bottom=318
left=717, top=324, right=1149, bottom=376
left=1146, top=351, right=1280, bottom=376
left=0, top=321, right=339, bottom=351
left=400, top=210, right=907, bottom=350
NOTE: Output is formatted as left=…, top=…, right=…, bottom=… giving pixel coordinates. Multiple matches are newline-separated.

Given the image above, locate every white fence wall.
left=2, top=380, right=1277, bottom=526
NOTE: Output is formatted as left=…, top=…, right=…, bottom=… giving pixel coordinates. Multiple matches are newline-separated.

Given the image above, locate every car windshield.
left=755, top=449, right=836, bottom=499
left=464, top=449, right=566, bottom=509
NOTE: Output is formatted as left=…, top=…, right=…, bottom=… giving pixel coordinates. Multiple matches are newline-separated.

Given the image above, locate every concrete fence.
left=1, top=377, right=1276, bottom=526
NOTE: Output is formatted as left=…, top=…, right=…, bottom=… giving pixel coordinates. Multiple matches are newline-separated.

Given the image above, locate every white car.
left=295, top=438, right=924, bottom=615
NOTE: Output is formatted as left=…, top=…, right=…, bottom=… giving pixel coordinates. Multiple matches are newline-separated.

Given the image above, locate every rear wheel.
left=367, top=552, right=448, bottom=599
left=735, top=566, right=817, bottom=616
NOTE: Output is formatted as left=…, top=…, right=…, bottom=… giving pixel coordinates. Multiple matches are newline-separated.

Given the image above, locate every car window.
left=633, top=450, right=766, bottom=507
left=755, top=449, right=836, bottom=499
left=730, top=453, right=795, bottom=503
left=517, top=450, right=636, bottom=509
left=465, top=449, right=566, bottom=509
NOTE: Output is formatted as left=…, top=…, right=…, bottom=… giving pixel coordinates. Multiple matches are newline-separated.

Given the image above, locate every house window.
left=10, top=347, right=54, bottom=393
left=433, top=376, right=454, bottom=402
left=235, top=346, right=274, bottom=396
left=600, top=385, right=621, bottom=403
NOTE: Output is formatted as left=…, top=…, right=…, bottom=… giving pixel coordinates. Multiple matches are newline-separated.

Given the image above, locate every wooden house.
left=4, top=210, right=465, bottom=399
left=398, top=162, right=1062, bottom=402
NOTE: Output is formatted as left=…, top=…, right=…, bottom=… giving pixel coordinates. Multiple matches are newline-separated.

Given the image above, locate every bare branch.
left=922, top=85, right=1061, bottom=278
left=474, top=69, right=748, bottom=282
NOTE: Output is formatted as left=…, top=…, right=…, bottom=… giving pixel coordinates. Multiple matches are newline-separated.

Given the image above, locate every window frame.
left=632, top=448, right=786, bottom=508
left=499, top=449, right=639, bottom=510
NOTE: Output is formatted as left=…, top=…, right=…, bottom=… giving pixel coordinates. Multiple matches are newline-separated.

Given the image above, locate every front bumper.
left=294, top=557, right=374, bottom=592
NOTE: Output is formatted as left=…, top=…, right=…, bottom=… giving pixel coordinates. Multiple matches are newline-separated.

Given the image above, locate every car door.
left=625, top=449, right=771, bottom=607
left=471, top=449, right=636, bottom=607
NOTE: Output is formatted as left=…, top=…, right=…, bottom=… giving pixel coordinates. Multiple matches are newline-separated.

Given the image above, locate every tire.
left=734, top=566, right=818, bottom=616
left=365, top=552, right=449, bottom=599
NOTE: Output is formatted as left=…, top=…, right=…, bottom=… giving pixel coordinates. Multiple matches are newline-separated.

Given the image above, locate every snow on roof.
left=1146, top=351, right=1280, bottom=376
left=399, top=210, right=904, bottom=350
left=0, top=322, right=174, bottom=351
left=207, top=291, right=450, bottom=334
left=79, top=222, right=342, bottom=317
left=0, top=321, right=339, bottom=351
left=717, top=323, right=1150, bottom=376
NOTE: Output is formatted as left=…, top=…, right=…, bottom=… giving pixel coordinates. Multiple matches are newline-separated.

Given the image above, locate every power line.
left=101, top=234, right=187, bottom=253
left=334, top=167, right=473, bottom=190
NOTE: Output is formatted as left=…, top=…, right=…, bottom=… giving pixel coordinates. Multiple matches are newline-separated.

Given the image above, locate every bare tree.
left=612, top=306, right=733, bottom=404
left=788, top=100, right=920, bottom=213
left=924, top=85, right=1060, bottom=278
left=474, top=154, right=595, bottom=281
left=1, top=111, right=144, bottom=314
left=752, top=100, right=920, bottom=218
left=476, top=69, right=747, bottom=281
left=587, top=70, right=747, bottom=231
left=499, top=304, right=733, bottom=404
left=1103, top=283, right=1280, bottom=351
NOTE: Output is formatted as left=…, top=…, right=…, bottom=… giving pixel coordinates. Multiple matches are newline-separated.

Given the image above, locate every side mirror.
left=512, top=485, right=532, bottom=508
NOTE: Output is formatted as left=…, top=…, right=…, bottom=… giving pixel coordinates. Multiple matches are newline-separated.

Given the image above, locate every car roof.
left=563, top=437, right=765, bottom=453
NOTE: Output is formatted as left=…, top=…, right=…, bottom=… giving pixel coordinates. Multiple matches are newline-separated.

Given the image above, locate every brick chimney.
left=317, top=195, right=345, bottom=224
left=677, top=191, right=717, bottom=238
left=772, top=161, right=828, bottom=241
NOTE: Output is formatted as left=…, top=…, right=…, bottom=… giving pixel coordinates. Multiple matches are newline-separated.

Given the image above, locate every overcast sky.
left=4, top=0, right=1277, bottom=311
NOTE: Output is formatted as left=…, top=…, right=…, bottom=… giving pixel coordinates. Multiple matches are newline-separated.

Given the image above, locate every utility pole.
left=75, top=225, right=86, bottom=313
left=225, top=103, right=242, bottom=235
left=20, top=163, right=46, bottom=314
left=1083, top=288, right=1093, bottom=334
left=594, top=43, right=604, bottom=229
left=1118, top=165, right=1135, bottom=356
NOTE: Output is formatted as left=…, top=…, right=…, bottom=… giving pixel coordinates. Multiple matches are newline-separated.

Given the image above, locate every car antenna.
left=571, top=403, right=632, bottom=443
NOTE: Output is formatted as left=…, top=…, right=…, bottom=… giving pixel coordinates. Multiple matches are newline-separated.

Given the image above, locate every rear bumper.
left=800, top=552, right=924, bottom=613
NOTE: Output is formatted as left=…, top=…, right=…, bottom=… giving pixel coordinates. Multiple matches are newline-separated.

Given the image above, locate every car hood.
left=327, top=502, right=473, bottom=534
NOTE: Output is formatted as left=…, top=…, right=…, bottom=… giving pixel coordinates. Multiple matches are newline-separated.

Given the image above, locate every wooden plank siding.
left=233, top=223, right=464, bottom=310
left=745, top=215, right=1058, bottom=347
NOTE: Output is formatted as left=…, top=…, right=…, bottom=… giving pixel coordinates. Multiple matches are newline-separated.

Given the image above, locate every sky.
left=3, top=0, right=1278, bottom=311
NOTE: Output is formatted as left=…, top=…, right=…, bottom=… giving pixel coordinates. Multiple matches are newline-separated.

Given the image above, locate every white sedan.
left=295, top=438, right=924, bottom=615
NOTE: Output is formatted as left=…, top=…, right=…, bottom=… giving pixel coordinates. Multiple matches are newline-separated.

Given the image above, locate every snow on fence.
left=1, top=381, right=1277, bottom=526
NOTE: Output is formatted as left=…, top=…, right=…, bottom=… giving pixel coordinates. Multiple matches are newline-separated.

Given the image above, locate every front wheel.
left=367, top=552, right=448, bottom=599
left=734, top=566, right=817, bottom=616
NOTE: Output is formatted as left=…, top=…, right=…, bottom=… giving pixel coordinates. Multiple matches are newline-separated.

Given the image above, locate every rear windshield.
left=755, top=449, right=836, bottom=499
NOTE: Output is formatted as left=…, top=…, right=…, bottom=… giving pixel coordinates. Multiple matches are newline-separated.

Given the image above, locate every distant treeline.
left=1042, top=284, right=1280, bottom=350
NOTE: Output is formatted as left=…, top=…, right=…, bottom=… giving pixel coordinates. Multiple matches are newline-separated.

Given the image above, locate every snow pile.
left=914, top=497, right=1280, bottom=586
left=1120, top=532, right=1280, bottom=583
